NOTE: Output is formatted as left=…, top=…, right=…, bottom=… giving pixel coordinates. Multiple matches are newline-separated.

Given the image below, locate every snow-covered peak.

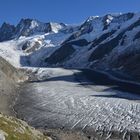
left=0, top=18, right=70, bottom=42
left=16, top=18, right=66, bottom=34
left=81, top=13, right=135, bottom=32
left=49, top=22, right=66, bottom=33
left=63, top=12, right=136, bottom=43
left=103, top=14, right=114, bottom=24
left=86, top=16, right=99, bottom=22
left=14, top=18, right=64, bottom=37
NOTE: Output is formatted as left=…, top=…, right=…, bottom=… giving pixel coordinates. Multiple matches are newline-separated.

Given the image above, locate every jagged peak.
left=15, top=18, right=67, bottom=34
left=86, top=16, right=99, bottom=22
left=16, top=18, right=42, bottom=28
left=0, top=12, right=137, bottom=42
left=0, top=22, right=15, bottom=29
left=48, top=22, right=66, bottom=33
left=17, top=18, right=66, bottom=28
left=0, top=22, right=16, bottom=42
left=19, top=18, right=40, bottom=23
left=85, top=12, right=135, bottom=23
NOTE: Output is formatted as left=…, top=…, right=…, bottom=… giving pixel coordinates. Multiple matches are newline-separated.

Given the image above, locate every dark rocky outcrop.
left=0, top=23, right=15, bottom=42
left=64, top=39, right=89, bottom=47
left=22, top=40, right=41, bottom=53
left=120, top=34, right=127, bottom=46
left=45, top=44, right=75, bottom=64
left=89, top=32, right=124, bottom=61
left=102, top=14, right=113, bottom=30
left=89, top=30, right=117, bottom=49
left=133, top=31, right=140, bottom=41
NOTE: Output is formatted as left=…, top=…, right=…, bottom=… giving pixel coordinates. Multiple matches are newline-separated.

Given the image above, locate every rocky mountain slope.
left=0, top=12, right=140, bottom=81
left=0, top=113, right=50, bottom=140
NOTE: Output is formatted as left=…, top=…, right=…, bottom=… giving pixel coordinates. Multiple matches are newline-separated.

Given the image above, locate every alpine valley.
left=0, top=12, right=140, bottom=140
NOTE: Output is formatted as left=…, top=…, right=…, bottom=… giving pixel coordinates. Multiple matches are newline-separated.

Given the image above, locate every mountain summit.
left=0, top=18, right=67, bottom=41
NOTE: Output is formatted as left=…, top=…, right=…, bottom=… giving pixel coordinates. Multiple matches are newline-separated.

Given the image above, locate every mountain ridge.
left=0, top=12, right=140, bottom=81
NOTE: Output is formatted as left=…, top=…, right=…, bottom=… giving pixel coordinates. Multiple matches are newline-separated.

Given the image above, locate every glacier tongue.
left=14, top=68, right=140, bottom=139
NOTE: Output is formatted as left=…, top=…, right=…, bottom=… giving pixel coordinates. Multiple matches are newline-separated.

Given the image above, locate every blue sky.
left=0, top=0, right=140, bottom=25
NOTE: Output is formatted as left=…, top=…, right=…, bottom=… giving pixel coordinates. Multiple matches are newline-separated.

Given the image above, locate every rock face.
left=0, top=23, right=15, bottom=42
left=0, top=56, right=27, bottom=82
left=45, top=44, right=75, bottom=64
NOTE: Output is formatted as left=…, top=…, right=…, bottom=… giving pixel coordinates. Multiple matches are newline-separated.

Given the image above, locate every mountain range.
left=0, top=12, right=140, bottom=81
